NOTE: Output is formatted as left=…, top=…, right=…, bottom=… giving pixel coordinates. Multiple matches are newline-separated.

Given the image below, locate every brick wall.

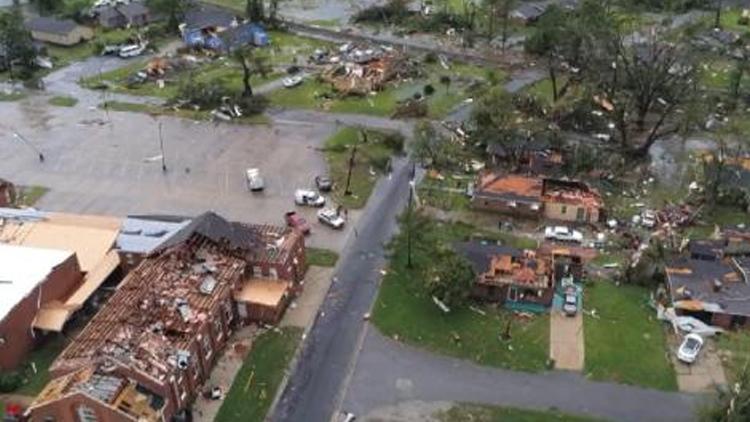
left=0, top=255, right=81, bottom=370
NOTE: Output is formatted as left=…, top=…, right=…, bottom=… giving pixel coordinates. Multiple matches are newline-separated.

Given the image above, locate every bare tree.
left=604, top=38, right=697, bottom=157
left=232, top=47, right=270, bottom=97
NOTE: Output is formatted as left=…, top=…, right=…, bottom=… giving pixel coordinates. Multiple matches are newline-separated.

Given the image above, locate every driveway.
left=550, top=311, right=585, bottom=371
left=668, top=333, right=727, bottom=393
left=342, top=328, right=704, bottom=422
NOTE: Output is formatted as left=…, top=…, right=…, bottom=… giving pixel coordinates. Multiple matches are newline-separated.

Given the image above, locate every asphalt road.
left=271, top=157, right=414, bottom=422
left=343, top=329, right=704, bottom=422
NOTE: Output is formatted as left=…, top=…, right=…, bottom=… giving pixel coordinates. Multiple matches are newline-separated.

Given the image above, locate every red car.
left=285, top=211, right=311, bottom=235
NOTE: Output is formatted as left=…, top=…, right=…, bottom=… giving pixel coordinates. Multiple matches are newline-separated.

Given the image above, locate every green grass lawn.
left=0, top=91, right=25, bottom=101
left=15, top=186, right=49, bottom=207
left=16, top=336, right=68, bottom=395
left=323, top=127, right=404, bottom=209
left=270, top=75, right=476, bottom=118
left=100, top=101, right=270, bottom=124
left=584, top=281, right=677, bottom=391
left=372, top=216, right=549, bottom=372
left=305, top=247, right=339, bottom=267
left=81, top=31, right=329, bottom=100
left=203, top=0, right=245, bottom=12
left=418, top=175, right=472, bottom=212
left=437, top=403, right=607, bottom=422
left=717, top=330, right=750, bottom=384
left=686, top=205, right=749, bottom=239
left=214, top=327, right=302, bottom=422
left=48, top=96, right=78, bottom=107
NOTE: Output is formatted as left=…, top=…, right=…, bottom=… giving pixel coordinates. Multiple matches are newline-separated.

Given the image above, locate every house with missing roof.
left=26, top=17, right=94, bottom=46
left=471, top=172, right=603, bottom=224
left=666, top=256, right=750, bottom=329
left=0, top=208, right=122, bottom=369
left=25, top=211, right=305, bottom=422
left=454, top=241, right=555, bottom=312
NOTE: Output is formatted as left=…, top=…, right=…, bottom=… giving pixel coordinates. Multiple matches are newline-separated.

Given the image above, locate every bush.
left=424, top=52, right=438, bottom=64
left=236, top=94, right=269, bottom=116
left=381, top=132, right=405, bottom=152
left=0, top=371, right=23, bottom=393
left=423, top=84, right=435, bottom=96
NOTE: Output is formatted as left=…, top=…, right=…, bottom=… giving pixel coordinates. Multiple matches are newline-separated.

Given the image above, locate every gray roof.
left=116, top=216, right=191, bottom=254
left=97, top=6, right=122, bottom=20
left=117, top=2, right=149, bottom=19
left=666, top=257, right=750, bottom=317
left=184, top=4, right=235, bottom=31
left=26, top=17, right=80, bottom=35
left=453, top=241, right=522, bottom=274
left=156, top=211, right=261, bottom=253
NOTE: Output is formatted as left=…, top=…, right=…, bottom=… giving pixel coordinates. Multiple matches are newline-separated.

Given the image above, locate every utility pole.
left=407, top=162, right=416, bottom=269
left=158, top=121, right=166, bottom=172
left=344, top=130, right=366, bottom=195
left=715, top=0, right=722, bottom=29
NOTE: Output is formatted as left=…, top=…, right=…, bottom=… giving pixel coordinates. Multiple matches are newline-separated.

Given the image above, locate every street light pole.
left=158, top=121, right=166, bottom=173
left=13, top=131, right=44, bottom=162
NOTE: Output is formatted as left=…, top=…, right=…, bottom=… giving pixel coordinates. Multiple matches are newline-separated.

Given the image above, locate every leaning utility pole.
left=407, top=162, right=416, bottom=269
left=344, top=130, right=366, bottom=195
left=158, top=121, right=167, bottom=172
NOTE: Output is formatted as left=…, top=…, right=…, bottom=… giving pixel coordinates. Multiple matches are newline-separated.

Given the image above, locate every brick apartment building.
left=0, top=245, right=82, bottom=369
left=25, top=212, right=305, bottom=422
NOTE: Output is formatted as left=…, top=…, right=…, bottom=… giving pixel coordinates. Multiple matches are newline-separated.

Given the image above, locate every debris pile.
left=316, top=43, right=421, bottom=96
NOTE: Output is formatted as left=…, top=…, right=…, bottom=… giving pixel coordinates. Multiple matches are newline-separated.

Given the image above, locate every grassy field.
left=15, top=185, right=49, bottom=207
left=16, top=336, right=68, bottom=395
left=48, top=96, right=78, bottom=107
left=717, top=330, right=750, bottom=384
left=437, top=403, right=607, bottom=422
left=306, top=247, right=339, bottom=267
left=584, top=281, right=677, bottom=391
left=100, top=101, right=270, bottom=124
left=203, top=0, right=245, bottom=12
left=418, top=175, right=472, bottom=212
left=372, top=215, right=549, bottom=372
left=81, top=31, right=330, bottom=100
left=270, top=73, right=477, bottom=118
left=323, top=127, right=404, bottom=209
left=0, top=91, right=25, bottom=101
left=214, top=327, right=302, bottom=422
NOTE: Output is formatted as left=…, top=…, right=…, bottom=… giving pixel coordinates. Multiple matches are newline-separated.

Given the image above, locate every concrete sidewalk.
left=550, top=311, right=585, bottom=371
left=668, top=333, right=727, bottom=393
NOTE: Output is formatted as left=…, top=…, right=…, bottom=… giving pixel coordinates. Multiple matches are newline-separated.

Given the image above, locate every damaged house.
left=666, top=256, right=750, bottom=329
left=471, top=172, right=603, bottom=224
left=25, top=211, right=305, bottom=422
left=454, top=241, right=554, bottom=312
left=0, top=208, right=122, bottom=369
left=320, top=48, right=419, bottom=96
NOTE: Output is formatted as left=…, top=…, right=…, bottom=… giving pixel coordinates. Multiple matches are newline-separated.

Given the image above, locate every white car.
left=317, top=208, right=345, bottom=229
left=282, top=75, right=303, bottom=88
left=119, top=42, right=147, bottom=58
left=563, top=287, right=578, bottom=317
left=641, top=210, right=657, bottom=228
left=295, top=189, right=325, bottom=207
left=544, top=226, right=583, bottom=243
left=245, top=168, right=264, bottom=191
left=677, top=333, right=704, bottom=364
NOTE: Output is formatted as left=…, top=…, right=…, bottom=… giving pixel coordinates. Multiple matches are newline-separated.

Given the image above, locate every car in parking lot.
left=563, top=287, right=578, bottom=316
left=317, top=208, right=345, bottom=229
left=295, top=189, right=325, bottom=207
left=544, top=226, right=583, bottom=243
left=677, top=333, right=704, bottom=364
left=284, top=211, right=310, bottom=235
left=315, top=175, right=333, bottom=192
left=245, top=168, right=264, bottom=191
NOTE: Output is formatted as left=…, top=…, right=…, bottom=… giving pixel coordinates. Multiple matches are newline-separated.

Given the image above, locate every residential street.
left=342, top=329, right=704, bottom=422
left=271, top=157, right=414, bottom=422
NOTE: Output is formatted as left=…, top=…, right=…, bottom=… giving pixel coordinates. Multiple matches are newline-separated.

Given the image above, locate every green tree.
left=0, top=7, right=37, bottom=79
left=246, top=0, right=265, bottom=21
left=470, top=86, right=516, bottom=147
left=30, top=0, right=60, bottom=15
left=232, top=46, right=270, bottom=97
left=424, top=249, right=475, bottom=308
left=147, top=0, right=188, bottom=32
left=411, top=121, right=464, bottom=169
left=700, top=363, right=750, bottom=421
